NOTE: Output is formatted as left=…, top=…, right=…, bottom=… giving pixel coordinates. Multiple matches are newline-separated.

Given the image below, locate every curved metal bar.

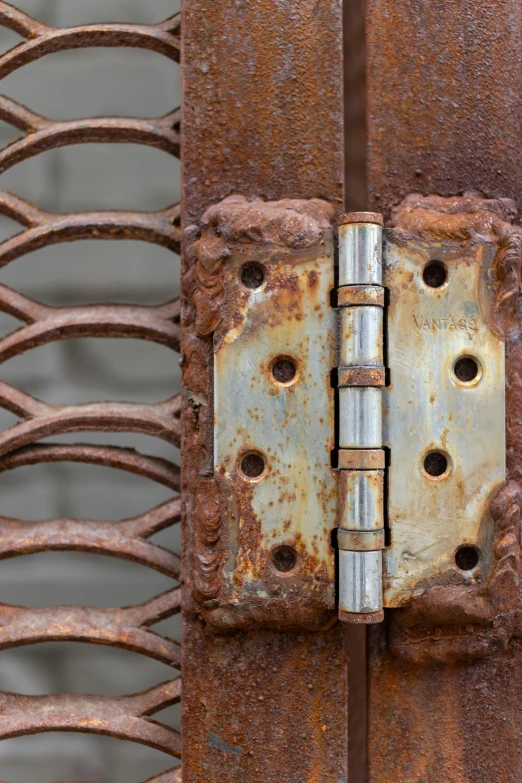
left=0, top=400, right=182, bottom=457
left=0, top=678, right=182, bottom=755
left=0, top=3, right=47, bottom=38
left=0, top=5, right=180, bottom=80
left=0, top=303, right=180, bottom=363
left=146, top=768, right=183, bottom=783
left=0, top=5, right=183, bottom=776
left=0, top=499, right=181, bottom=576
left=0, top=588, right=181, bottom=664
left=0, top=444, right=181, bottom=492
left=0, top=282, right=47, bottom=322
left=0, top=103, right=181, bottom=174
left=0, top=197, right=181, bottom=264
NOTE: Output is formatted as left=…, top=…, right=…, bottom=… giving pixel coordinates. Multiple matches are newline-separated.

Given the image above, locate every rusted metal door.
left=181, top=2, right=348, bottom=781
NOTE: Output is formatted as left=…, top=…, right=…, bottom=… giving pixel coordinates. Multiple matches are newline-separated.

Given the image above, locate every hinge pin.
left=336, top=212, right=386, bottom=624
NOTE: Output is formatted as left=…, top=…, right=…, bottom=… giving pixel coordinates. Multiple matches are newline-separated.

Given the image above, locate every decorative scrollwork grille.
left=0, top=3, right=182, bottom=781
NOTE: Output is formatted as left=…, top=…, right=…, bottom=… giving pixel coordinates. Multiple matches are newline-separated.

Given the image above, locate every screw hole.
left=454, top=356, right=480, bottom=383
left=455, top=545, right=480, bottom=571
left=241, top=263, right=265, bottom=289
left=423, top=261, right=447, bottom=288
left=272, top=546, right=297, bottom=573
left=272, top=356, right=297, bottom=385
left=424, top=451, right=449, bottom=477
left=240, top=452, right=266, bottom=479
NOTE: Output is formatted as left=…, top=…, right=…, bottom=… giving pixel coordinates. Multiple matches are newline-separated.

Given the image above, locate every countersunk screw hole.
left=454, top=356, right=479, bottom=383
left=423, top=261, right=447, bottom=288
left=241, top=263, right=265, bottom=289
left=455, top=545, right=480, bottom=571
left=240, top=452, right=266, bottom=478
left=272, top=546, right=297, bottom=573
left=272, top=357, right=297, bottom=385
left=424, top=451, right=448, bottom=477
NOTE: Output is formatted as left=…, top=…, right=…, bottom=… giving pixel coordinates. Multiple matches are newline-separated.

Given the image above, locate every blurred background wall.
left=0, top=2, right=181, bottom=780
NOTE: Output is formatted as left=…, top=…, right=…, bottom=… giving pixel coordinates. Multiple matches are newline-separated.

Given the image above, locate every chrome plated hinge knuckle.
left=336, top=212, right=386, bottom=624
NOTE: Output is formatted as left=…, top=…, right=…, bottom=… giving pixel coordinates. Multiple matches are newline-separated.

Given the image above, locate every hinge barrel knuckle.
left=339, top=387, right=382, bottom=448
left=338, top=550, right=384, bottom=616
left=340, top=307, right=383, bottom=368
left=336, top=213, right=386, bottom=625
left=338, top=217, right=383, bottom=286
left=337, top=448, right=386, bottom=470
left=339, top=470, right=384, bottom=531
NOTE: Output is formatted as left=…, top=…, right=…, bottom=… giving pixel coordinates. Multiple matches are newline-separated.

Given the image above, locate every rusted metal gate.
left=1, top=0, right=521, bottom=781
left=0, top=4, right=183, bottom=782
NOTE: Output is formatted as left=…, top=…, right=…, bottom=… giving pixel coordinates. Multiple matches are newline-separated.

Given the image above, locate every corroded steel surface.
left=366, top=0, right=522, bottom=220
left=183, top=621, right=348, bottom=782
left=181, top=0, right=347, bottom=779
left=0, top=4, right=182, bottom=781
left=182, top=0, right=343, bottom=223
left=367, top=3, right=522, bottom=780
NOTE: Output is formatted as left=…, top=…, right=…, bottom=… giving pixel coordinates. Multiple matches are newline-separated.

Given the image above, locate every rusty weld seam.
left=390, top=192, right=522, bottom=338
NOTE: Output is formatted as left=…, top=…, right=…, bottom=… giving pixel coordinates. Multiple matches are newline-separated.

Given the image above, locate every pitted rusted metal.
left=367, top=1, right=522, bottom=767
left=0, top=4, right=182, bottom=780
left=181, top=0, right=347, bottom=776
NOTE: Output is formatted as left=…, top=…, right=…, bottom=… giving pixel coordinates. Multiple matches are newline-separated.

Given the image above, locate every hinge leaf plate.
left=383, top=235, right=506, bottom=606
left=213, top=232, right=337, bottom=629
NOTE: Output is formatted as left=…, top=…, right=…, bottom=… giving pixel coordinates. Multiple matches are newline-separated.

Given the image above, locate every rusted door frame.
left=181, top=2, right=349, bottom=780
left=367, top=2, right=522, bottom=781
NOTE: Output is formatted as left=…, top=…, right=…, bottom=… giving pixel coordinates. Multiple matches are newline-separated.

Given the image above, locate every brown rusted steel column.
left=181, top=1, right=346, bottom=782
left=367, top=0, right=522, bottom=221
left=367, top=2, right=522, bottom=782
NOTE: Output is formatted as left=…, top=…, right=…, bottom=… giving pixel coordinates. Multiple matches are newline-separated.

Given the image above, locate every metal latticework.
left=0, top=4, right=182, bottom=781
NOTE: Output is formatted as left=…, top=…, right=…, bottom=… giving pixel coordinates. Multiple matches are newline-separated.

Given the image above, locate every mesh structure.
left=0, top=4, right=182, bottom=781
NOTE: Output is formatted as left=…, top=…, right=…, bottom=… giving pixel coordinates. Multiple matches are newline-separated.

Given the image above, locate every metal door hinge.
left=202, top=193, right=508, bottom=636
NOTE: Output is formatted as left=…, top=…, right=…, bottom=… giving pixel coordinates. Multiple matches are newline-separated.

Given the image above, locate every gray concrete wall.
left=0, top=2, right=181, bottom=781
